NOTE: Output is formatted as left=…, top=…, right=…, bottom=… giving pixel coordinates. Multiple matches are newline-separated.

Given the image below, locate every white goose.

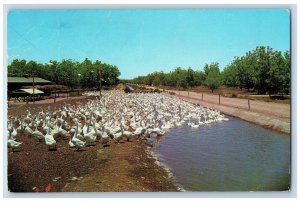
left=84, top=122, right=97, bottom=146
left=24, top=124, right=34, bottom=136
left=72, top=122, right=86, bottom=151
left=68, top=128, right=76, bottom=148
left=152, top=122, right=165, bottom=136
left=112, top=122, right=124, bottom=143
left=100, top=126, right=110, bottom=146
left=57, top=124, right=69, bottom=140
left=190, top=121, right=200, bottom=128
left=32, top=124, right=45, bottom=142
left=45, top=128, right=57, bottom=151
left=10, top=126, right=18, bottom=140
left=8, top=131, right=22, bottom=152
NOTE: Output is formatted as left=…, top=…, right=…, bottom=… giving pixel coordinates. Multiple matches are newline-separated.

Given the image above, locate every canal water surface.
left=151, top=116, right=290, bottom=191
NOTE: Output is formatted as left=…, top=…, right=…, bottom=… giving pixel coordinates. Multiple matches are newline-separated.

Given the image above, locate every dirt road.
left=165, top=92, right=290, bottom=134
left=171, top=90, right=290, bottom=120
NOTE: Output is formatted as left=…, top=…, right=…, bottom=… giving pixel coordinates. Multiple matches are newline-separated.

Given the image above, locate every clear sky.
left=7, top=9, right=290, bottom=79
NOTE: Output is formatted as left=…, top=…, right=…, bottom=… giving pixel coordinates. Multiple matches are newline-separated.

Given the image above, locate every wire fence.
left=165, top=89, right=290, bottom=119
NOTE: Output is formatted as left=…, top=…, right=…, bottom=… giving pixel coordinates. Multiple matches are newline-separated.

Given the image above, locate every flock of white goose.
left=7, top=91, right=228, bottom=152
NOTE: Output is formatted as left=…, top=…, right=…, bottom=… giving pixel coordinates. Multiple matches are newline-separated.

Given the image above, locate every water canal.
left=151, top=116, right=290, bottom=191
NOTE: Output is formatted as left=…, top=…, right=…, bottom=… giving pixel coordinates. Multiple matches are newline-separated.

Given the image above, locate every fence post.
left=219, top=94, right=220, bottom=104
left=202, top=93, right=203, bottom=101
left=248, top=99, right=250, bottom=110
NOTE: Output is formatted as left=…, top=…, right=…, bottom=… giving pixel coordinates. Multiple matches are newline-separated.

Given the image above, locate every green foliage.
left=204, top=62, right=221, bottom=93
left=7, top=58, right=121, bottom=89
left=131, top=66, right=206, bottom=89
left=222, top=46, right=290, bottom=95
left=131, top=46, right=290, bottom=95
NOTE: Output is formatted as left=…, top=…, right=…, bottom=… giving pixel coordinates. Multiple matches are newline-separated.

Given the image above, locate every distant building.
left=8, top=77, right=52, bottom=100
left=8, top=77, right=52, bottom=92
left=124, top=85, right=135, bottom=93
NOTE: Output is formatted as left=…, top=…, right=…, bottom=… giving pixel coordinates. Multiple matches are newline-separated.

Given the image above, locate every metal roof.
left=126, top=85, right=135, bottom=91
left=8, top=77, right=52, bottom=84
left=19, top=88, right=44, bottom=94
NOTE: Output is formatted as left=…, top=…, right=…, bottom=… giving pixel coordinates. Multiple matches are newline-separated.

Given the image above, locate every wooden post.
left=248, top=99, right=250, bottom=110
left=219, top=94, right=220, bottom=104
left=54, top=89, right=56, bottom=103
left=32, top=73, right=35, bottom=104
left=202, top=93, right=203, bottom=101
left=99, top=68, right=102, bottom=98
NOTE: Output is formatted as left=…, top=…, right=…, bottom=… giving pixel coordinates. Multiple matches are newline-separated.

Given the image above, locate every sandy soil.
left=7, top=96, right=179, bottom=192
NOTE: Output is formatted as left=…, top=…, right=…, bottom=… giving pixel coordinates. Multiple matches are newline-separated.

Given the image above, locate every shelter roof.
left=8, top=77, right=52, bottom=84
left=18, top=88, right=44, bottom=94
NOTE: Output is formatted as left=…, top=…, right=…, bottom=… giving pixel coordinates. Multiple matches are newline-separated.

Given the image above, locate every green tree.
left=7, top=59, right=27, bottom=76
left=186, top=67, right=195, bottom=88
left=222, top=62, right=239, bottom=87
left=193, top=70, right=205, bottom=86
left=204, top=63, right=221, bottom=93
left=283, top=51, right=291, bottom=94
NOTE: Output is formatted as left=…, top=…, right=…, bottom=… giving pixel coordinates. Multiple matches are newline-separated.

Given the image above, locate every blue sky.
left=8, top=9, right=290, bottom=79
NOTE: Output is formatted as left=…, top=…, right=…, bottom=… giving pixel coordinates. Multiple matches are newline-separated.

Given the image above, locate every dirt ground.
left=7, top=96, right=179, bottom=192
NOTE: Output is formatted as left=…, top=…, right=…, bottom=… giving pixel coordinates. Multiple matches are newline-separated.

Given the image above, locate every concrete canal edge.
left=167, top=94, right=290, bottom=135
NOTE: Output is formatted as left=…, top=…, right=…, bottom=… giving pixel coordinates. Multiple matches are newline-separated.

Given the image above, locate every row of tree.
left=222, top=46, right=290, bottom=94
left=131, top=46, right=290, bottom=95
left=8, top=58, right=121, bottom=89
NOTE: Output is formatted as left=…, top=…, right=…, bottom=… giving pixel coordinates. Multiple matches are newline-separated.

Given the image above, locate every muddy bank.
left=170, top=94, right=290, bottom=135
left=62, top=140, right=179, bottom=192
left=7, top=96, right=180, bottom=192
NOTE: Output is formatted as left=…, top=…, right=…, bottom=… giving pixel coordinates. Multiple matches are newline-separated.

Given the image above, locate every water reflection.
left=151, top=116, right=290, bottom=191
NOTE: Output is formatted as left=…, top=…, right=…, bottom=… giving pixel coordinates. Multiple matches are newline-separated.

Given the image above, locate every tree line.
left=7, top=58, right=121, bottom=89
left=131, top=46, right=290, bottom=95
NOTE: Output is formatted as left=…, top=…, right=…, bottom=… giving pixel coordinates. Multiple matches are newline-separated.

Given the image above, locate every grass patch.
left=69, top=91, right=82, bottom=97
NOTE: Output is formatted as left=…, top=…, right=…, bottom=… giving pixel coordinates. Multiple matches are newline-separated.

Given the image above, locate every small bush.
left=69, top=91, right=81, bottom=97
left=231, top=93, right=237, bottom=98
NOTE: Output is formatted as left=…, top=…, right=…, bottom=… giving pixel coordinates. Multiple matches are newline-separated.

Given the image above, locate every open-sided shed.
left=8, top=77, right=52, bottom=92
left=18, top=88, right=44, bottom=94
